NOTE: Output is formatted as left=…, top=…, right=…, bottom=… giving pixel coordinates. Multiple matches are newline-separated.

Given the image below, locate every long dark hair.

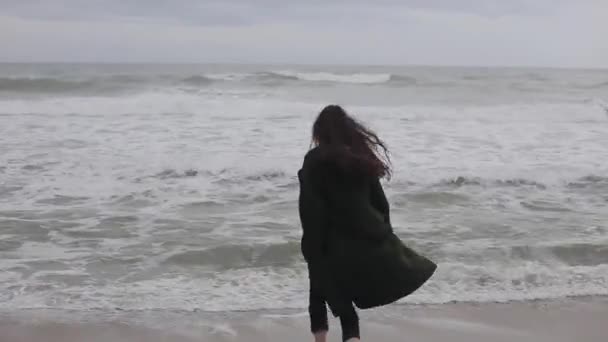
left=312, top=105, right=391, bottom=179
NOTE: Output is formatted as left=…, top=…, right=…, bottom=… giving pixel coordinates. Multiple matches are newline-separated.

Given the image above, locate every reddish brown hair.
left=312, top=105, right=391, bottom=179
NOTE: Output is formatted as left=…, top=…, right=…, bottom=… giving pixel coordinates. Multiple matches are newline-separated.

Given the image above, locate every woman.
left=298, top=105, right=436, bottom=342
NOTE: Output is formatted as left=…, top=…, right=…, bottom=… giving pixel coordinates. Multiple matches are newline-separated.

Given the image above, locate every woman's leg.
left=309, top=288, right=328, bottom=335
left=309, top=273, right=329, bottom=339
left=339, top=304, right=360, bottom=342
left=313, top=331, right=328, bottom=342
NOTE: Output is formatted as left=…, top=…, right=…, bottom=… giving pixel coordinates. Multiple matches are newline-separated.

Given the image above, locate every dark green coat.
left=298, top=146, right=436, bottom=314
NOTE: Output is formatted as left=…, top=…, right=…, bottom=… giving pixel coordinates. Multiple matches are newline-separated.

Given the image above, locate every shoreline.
left=2, top=297, right=606, bottom=342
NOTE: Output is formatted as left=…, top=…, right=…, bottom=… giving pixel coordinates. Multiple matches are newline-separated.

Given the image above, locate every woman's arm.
left=298, top=155, right=329, bottom=265
left=298, top=152, right=330, bottom=336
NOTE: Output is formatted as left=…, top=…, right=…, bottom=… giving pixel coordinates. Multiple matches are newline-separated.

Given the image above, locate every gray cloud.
left=0, top=0, right=605, bottom=67
left=1, top=0, right=259, bottom=26
left=0, top=0, right=565, bottom=24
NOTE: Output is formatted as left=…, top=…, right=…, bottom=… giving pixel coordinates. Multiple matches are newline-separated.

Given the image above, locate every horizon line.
left=0, top=61, right=606, bottom=71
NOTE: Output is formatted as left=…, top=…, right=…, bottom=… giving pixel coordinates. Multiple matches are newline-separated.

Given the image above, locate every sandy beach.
left=1, top=298, right=606, bottom=342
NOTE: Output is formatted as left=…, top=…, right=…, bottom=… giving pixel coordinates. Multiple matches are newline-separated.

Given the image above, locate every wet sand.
left=1, top=298, right=606, bottom=342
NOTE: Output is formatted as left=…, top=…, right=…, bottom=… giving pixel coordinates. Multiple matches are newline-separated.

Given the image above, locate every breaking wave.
left=0, top=71, right=422, bottom=94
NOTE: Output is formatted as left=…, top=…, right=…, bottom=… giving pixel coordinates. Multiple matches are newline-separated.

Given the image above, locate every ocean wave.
left=244, top=170, right=288, bottom=182
left=394, top=191, right=471, bottom=207
left=3, top=68, right=605, bottom=97
left=180, top=75, right=215, bottom=86
left=130, top=168, right=292, bottom=188
left=211, top=169, right=291, bottom=186
left=0, top=71, right=521, bottom=94
left=107, top=193, right=156, bottom=209
left=153, top=169, right=200, bottom=180
left=0, top=77, right=97, bottom=94
left=204, top=71, right=397, bottom=85
left=440, top=241, right=608, bottom=267
left=407, top=262, right=608, bottom=306
left=402, top=175, right=608, bottom=192
left=546, top=243, right=608, bottom=266
left=253, top=72, right=300, bottom=83
left=0, top=71, right=405, bottom=94
left=520, top=200, right=573, bottom=212
left=3, top=260, right=607, bottom=312
left=135, top=169, right=603, bottom=194
left=270, top=71, right=393, bottom=84
left=35, top=195, right=90, bottom=206
left=567, top=175, right=608, bottom=189
left=388, top=74, right=418, bottom=85
left=524, top=72, right=550, bottom=82
left=0, top=76, right=151, bottom=95
left=0, top=74, right=219, bottom=95
left=164, top=241, right=301, bottom=269
left=212, top=71, right=422, bottom=86
left=435, top=176, right=547, bottom=189
left=131, top=169, right=213, bottom=183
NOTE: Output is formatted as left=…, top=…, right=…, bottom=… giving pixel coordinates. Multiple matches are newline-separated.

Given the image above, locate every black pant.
left=309, top=278, right=360, bottom=341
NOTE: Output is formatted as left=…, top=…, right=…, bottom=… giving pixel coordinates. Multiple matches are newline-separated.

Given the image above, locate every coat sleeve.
left=298, top=155, right=331, bottom=333
left=298, top=155, right=329, bottom=266
left=370, top=178, right=391, bottom=226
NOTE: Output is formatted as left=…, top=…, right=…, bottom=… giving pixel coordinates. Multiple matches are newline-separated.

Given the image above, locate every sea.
left=1, top=63, right=607, bottom=317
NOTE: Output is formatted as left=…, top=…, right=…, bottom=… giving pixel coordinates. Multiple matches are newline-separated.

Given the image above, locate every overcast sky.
left=1, top=0, right=606, bottom=68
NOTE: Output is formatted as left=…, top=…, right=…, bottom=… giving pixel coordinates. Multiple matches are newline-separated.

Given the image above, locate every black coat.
left=298, top=146, right=436, bottom=314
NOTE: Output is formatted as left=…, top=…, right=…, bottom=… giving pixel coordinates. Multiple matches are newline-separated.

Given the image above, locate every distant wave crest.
left=0, top=71, right=423, bottom=94
left=0, top=76, right=149, bottom=95
left=0, top=77, right=96, bottom=93
left=271, top=70, right=392, bottom=84
left=180, top=75, right=214, bottom=85
left=436, top=176, right=547, bottom=189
